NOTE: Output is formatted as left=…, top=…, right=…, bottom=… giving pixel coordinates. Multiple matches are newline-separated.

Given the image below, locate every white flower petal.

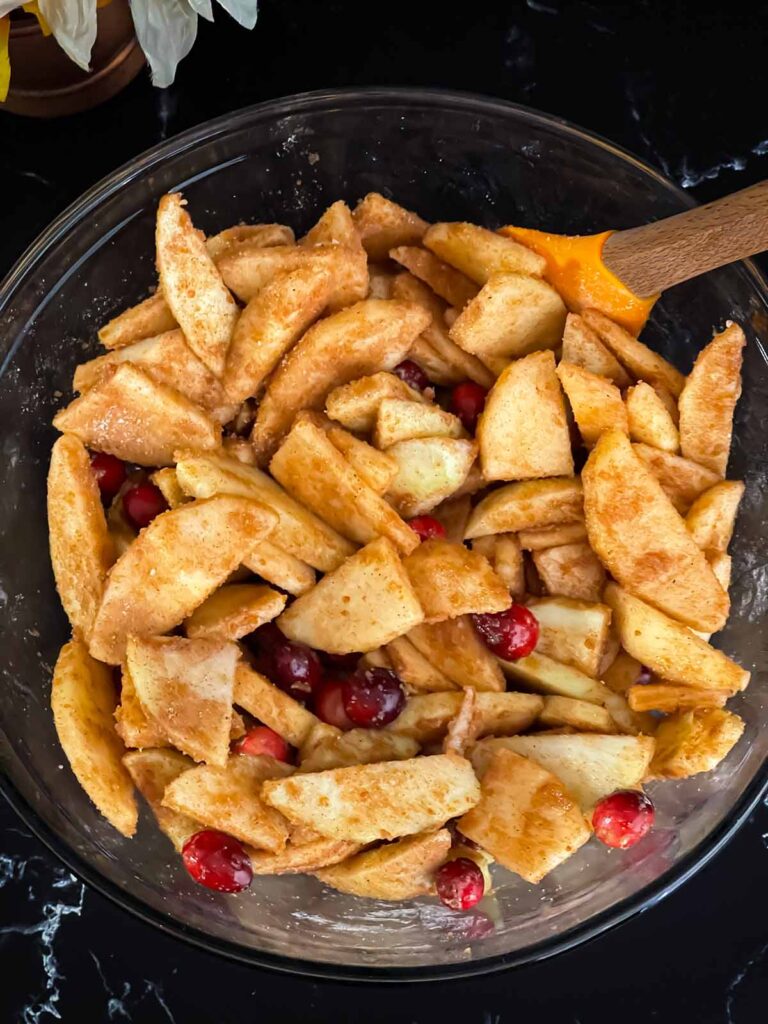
left=129, top=0, right=197, bottom=88
left=39, top=0, right=97, bottom=71
left=214, top=0, right=257, bottom=30
left=186, top=0, right=213, bottom=20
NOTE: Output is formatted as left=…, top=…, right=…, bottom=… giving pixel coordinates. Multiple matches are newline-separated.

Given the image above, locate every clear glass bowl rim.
left=1, top=86, right=767, bottom=982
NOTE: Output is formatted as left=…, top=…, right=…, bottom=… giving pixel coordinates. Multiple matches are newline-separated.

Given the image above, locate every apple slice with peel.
left=261, top=754, right=480, bottom=843
left=315, top=829, right=452, bottom=900
left=471, top=733, right=655, bottom=811
left=459, top=749, right=590, bottom=883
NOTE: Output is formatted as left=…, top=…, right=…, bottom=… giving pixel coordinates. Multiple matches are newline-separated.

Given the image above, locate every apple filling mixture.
left=47, top=192, right=748, bottom=909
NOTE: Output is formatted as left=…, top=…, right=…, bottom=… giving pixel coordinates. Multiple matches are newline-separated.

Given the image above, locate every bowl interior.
left=1, top=91, right=767, bottom=976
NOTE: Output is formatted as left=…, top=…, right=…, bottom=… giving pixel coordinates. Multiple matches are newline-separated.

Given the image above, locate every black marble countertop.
left=1, top=1, right=767, bottom=1020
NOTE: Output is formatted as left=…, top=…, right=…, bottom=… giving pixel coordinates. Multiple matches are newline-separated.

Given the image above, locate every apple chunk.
left=479, top=350, right=573, bottom=481
left=459, top=749, right=590, bottom=883
left=262, top=755, right=480, bottom=843
left=315, top=830, right=451, bottom=900
left=386, top=437, right=477, bottom=517
left=278, top=537, right=424, bottom=654
left=403, top=539, right=511, bottom=622
left=89, top=495, right=277, bottom=664
left=583, top=430, right=728, bottom=633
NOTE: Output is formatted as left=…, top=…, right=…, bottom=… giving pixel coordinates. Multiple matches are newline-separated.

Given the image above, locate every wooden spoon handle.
left=602, top=179, right=768, bottom=298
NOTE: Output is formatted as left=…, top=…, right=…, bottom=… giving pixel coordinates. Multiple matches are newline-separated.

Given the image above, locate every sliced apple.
left=498, top=650, right=611, bottom=705
left=539, top=695, right=616, bottom=733
left=517, top=522, right=588, bottom=550
left=123, top=748, right=197, bottom=850
left=458, top=749, right=590, bottom=883
left=234, top=663, right=320, bottom=747
left=251, top=299, right=430, bottom=462
left=175, top=450, right=355, bottom=572
left=352, top=193, right=429, bottom=260
left=125, top=635, right=239, bottom=766
left=582, top=308, right=685, bottom=397
left=222, top=263, right=332, bottom=403
left=532, top=543, right=606, bottom=603
left=479, top=350, right=573, bottom=481
left=278, top=537, right=424, bottom=654
left=650, top=708, right=744, bottom=779
left=89, top=495, right=277, bottom=664
left=261, top=754, right=480, bottom=843
left=315, top=829, right=452, bottom=900
left=184, top=584, right=286, bottom=640
left=321, top=420, right=399, bottom=495
left=325, top=371, right=427, bottom=433
left=389, top=246, right=478, bottom=308
left=385, top=636, right=459, bottom=694
left=450, top=272, right=566, bottom=361
left=48, top=434, right=114, bottom=639
left=526, top=596, right=611, bottom=677
left=465, top=478, right=583, bottom=539
left=625, top=381, right=680, bottom=453
left=51, top=639, right=137, bottom=837
left=560, top=313, right=631, bottom=387
left=583, top=430, right=728, bottom=632
left=386, top=437, right=477, bottom=517
left=98, top=292, right=177, bottom=350
left=403, top=538, right=510, bottom=622
left=155, top=193, right=239, bottom=377
left=556, top=362, right=627, bottom=447
left=388, top=690, right=542, bottom=744
left=423, top=222, right=545, bottom=282
left=243, top=542, right=316, bottom=596
left=270, top=412, right=417, bottom=553
left=604, top=583, right=748, bottom=694
left=678, top=323, right=745, bottom=475
left=407, top=616, right=505, bottom=691
left=298, top=728, right=419, bottom=773
left=374, top=398, right=464, bottom=449
left=54, top=363, right=221, bottom=467
left=632, top=443, right=720, bottom=513
left=162, top=754, right=293, bottom=851
left=301, top=200, right=361, bottom=248
left=471, top=733, right=655, bottom=811
left=685, top=480, right=744, bottom=552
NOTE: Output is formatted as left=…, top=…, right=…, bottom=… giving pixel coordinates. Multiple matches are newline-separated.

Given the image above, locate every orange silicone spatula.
left=501, top=179, right=768, bottom=334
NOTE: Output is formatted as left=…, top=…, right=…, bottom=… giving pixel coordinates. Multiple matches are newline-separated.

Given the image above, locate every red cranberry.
left=314, top=678, right=355, bottom=730
left=181, top=830, right=253, bottom=893
left=435, top=858, right=485, bottom=911
left=271, top=639, right=324, bottom=701
left=472, top=604, right=539, bottom=661
left=408, top=515, right=446, bottom=542
left=122, top=482, right=167, bottom=529
left=592, top=790, right=655, bottom=850
left=234, top=726, right=291, bottom=763
left=251, top=622, right=284, bottom=650
left=342, top=667, right=406, bottom=728
left=393, top=359, right=430, bottom=392
left=323, top=651, right=362, bottom=673
left=90, top=451, right=127, bottom=501
left=449, top=381, right=488, bottom=432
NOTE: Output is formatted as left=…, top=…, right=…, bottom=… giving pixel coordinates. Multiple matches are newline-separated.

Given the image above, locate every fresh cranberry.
left=592, top=790, right=655, bottom=850
left=251, top=622, right=284, bottom=650
left=90, top=451, right=127, bottom=502
left=393, top=359, right=430, bottom=392
left=181, top=830, right=253, bottom=893
left=342, top=667, right=406, bottom=728
left=408, top=515, right=446, bottom=542
left=449, top=381, right=488, bottom=432
left=234, top=725, right=291, bottom=763
left=314, top=678, right=355, bottom=730
left=271, top=639, right=324, bottom=701
left=472, top=604, right=539, bottom=661
left=323, top=651, right=362, bottom=673
left=122, top=482, right=167, bottom=529
left=636, top=665, right=653, bottom=685
left=435, top=858, right=485, bottom=911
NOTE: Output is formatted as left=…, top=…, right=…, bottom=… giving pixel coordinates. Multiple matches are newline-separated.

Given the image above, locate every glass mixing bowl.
left=1, top=89, right=766, bottom=980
